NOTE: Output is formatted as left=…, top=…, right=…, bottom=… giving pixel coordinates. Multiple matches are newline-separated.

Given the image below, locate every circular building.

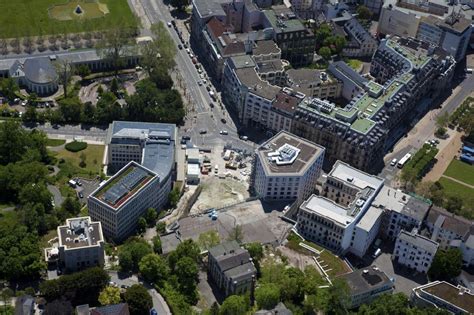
left=9, top=57, right=59, bottom=96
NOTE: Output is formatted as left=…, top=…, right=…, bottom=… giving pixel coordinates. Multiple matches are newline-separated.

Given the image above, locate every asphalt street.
left=24, top=123, right=108, bottom=142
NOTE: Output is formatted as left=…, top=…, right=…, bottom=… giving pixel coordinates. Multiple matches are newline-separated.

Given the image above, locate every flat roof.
left=301, top=195, right=356, bottom=226
left=256, top=131, right=324, bottom=175
left=372, top=186, right=430, bottom=222
left=192, top=0, right=227, bottom=19
left=253, top=40, right=281, bottom=56
left=92, top=162, right=157, bottom=209
left=58, top=217, right=103, bottom=249
left=339, top=266, right=393, bottom=295
left=330, top=161, right=384, bottom=191
left=235, top=67, right=280, bottom=100
left=357, top=206, right=383, bottom=232
left=416, top=281, right=474, bottom=313
left=263, top=6, right=308, bottom=34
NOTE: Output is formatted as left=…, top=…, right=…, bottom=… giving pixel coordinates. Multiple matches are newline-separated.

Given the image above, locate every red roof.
left=206, top=17, right=227, bottom=39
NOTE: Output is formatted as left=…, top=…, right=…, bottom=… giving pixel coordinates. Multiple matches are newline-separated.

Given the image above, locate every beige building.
left=286, top=68, right=342, bottom=99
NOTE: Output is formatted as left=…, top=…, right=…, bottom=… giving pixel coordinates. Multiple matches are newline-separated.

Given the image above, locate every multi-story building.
left=373, top=186, right=431, bottom=240
left=262, top=5, right=316, bottom=66
left=292, top=37, right=455, bottom=173
left=338, top=266, right=394, bottom=308
left=423, top=206, right=474, bottom=266
left=285, top=68, right=342, bottom=99
left=267, top=88, right=305, bottom=133
left=250, top=130, right=325, bottom=204
left=89, top=121, right=176, bottom=241
left=88, top=162, right=162, bottom=241
left=411, top=281, right=474, bottom=314
left=297, top=161, right=384, bottom=255
left=208, top=241, right=257, bottom=297
left=53, top=217, right=105, bottom=272
left=393, top=228, right=439, bottom=273
left=333, top=17, right=378, bottom=58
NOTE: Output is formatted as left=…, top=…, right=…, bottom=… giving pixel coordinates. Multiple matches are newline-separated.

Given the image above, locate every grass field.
left=53, top=143, right=104, bottom=178
left=0, top=0, right=136, bottom=38
left=444, top=159, right=474, bottom=186
left=439, top=177, right=474, bottom=211
left=46, top=138, right=66, bottom=147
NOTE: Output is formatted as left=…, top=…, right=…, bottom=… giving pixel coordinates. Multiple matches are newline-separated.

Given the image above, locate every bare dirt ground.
left=277, top=246, right=318, bottom=271
left=190, top=176, right=250, bottom=214
left=423, top=130, right=463, bottom=183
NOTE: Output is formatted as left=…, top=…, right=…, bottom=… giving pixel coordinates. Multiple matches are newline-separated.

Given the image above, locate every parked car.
left=198, top=80, right=202, bottom=86
left=199, top=129, right=207, bottom=134
left=220, top=130, right=228, bottom=135
left=167, top=21, right=172, bottom=27
left=209, top=103, right=214, bottom=108
left=390, top=158, right=397, bottom=166
left=178, top=44, right=183, bottom=50
left=78, top=192, right=84, bottom=199
left=221, top=118, right=226, bottom=124
left=240, top=135, right=248, bottom=140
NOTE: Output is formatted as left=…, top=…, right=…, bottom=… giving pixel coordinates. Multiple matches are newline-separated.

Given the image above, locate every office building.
left=251, top=131, right=325, bottom=203
left=89, top=162, right=163, bottom=241
left=393, top=228, right=439, bottom=273
left=49, top=217, right=105, bottom=272
left=262, top=5, right=316, bottom=66
left=292, top=37, right=455, bottom=173
left=208, top=241, right=257, bottom=297
left=285, top=68, right=342, bottom=99
left=373, top=186, right=431, bottom=240
left=339, top=266, right=394, bottom=308
left=411, top=281, right=474, bottom=314
left=297, top=161, right=384, bottom=255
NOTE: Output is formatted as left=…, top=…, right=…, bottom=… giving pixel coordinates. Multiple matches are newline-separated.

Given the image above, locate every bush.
left=65, top=141, right=87, bottom=152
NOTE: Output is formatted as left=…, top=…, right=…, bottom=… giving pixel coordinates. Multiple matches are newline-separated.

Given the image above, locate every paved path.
left=440, top=175, right=474, bottom=189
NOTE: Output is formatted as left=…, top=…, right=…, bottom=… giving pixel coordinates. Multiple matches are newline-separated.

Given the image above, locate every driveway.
left=108, top=271, right=171, bottom=315
left=47, top=184, right=63, bottom=207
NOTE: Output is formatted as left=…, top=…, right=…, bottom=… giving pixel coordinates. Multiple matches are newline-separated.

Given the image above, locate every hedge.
left=65, top=141, right=88, bottom=152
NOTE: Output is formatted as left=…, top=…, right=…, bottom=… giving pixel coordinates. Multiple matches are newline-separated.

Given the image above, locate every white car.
left=220, top=130, right=228, bottom=135
left=200, top=74, right=204, bottom=79
left=197, top=80, right=202, bottom=86
left=390, top=158, right=397, bottom=166
left=189, top=53, right=194, bottom=58
left=167, top=22, right=172, bottom=27
left=21, top=100, right=28, bottom=106
left=186, top=48, right=190, bottom=54
left=202, top=79, right=207, bottom=85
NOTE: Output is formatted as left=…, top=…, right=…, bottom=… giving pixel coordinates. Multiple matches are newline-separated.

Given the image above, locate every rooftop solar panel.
left=103, top=168, right=148, bottom=205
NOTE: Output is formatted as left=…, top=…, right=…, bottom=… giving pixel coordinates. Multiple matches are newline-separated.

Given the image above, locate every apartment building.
left=296, top=161, right=384, bottom=255
left=373, top=186, right=431, bottom=240
left=333, top=17, right=378, bottom=58
left=262, top=5, right=316, bottom=66
left=393, top=228, right=439, bottom=273
left=53, top=217, right=105, bottom=272
left=208, top=241, right=257, bottom=297
left=339, top=266, right=394, bottom=308
left=250, top=131, right=325, bottom=204
left=411, top=281, right=474, bottom=314
left=293, top=37, right=455, bottom=173
left=424, top=206, right=474, bottom=267
left=267, top=88, right=305, bottom=132
left=285, top=68, right=342, bottom=99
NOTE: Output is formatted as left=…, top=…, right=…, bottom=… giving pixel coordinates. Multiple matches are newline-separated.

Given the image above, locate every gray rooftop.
left=224, top=261, right=257, bottom=282
left=209, top=241, right=255, bottom=274
left=373, top=186, right=430, bottom=222
left=253, top=40, right=281, bottom=56
left=356, top=206, right=383, bottom=232
left=328, top=61, right=368, bottom=89
left=24, top=57, right=58, bottom=84
left=58, top=217, right=103, bottom=250
left=256, top=131, right=325, bottom=175
left=329, top=161, right=384, bottom=191
left=235, top=67, right=280, bottom=100
left=426, top=206, right=473, bottom=238
left=398, top=229, right=439, bottom=254
left=193, top=0, right=227, bottom=19
left=339, top=266, right=393, bottom=295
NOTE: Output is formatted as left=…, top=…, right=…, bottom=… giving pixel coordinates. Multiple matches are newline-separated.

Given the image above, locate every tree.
left=75, top=64, right=91, bottom=78
left=137, top=216, right=147, bottom=234
left=124, top=284, right=153, bottom=315
left=55, top=59, right=73, bottom=98
left=152, top=235, right=162, bottom=254
left=227, top=224, right=244, bottom=243
left=156, top=221, right=166, bottom=234
left=445, top=196, right=463, bottom=213
left=210, top=302, right=220, bottom=315
left=255, top=283, right=280, bottom=310
left=1, top=288, right=14, bottom=314
left=220, top=295, right=248, bottom=315
left=139, top=253, right=169, bottom=285
left=356, top=5, right=373, bottom=20
left=23, top=105, right=38, bottom=122
left=79, top=152, right=87, bottom=168
left=319, top=47, right=332, bottom=60
left=110, top=78, right=119, bottom=96
left=145, top=207, right=157, bottom=226
left=245, top=242, right=263, bottom=274
left=58, top=97, right=82, bottom=124
left=141, top=23, right=176, bottom=76
left=175, top=256, right=199, bottom=303
left=436, top=112, right=450, bottom=129
left=429, top=248, right=463, bottom=281
left=27, top=93, right=38, bottom=107
left=356, top=293, right=448, bottom=314
left=44, top=298, right=73, bottom=315
left=98, top=286, right=121, bottom=305
left=324, top=278, right=350, bottom=315
left=118, top=238, right=153, bottom=273
left=0, top=78, right=19, bottom=101
left=170, top=0, right=190, bottom=11
left=168, top=186, right=181, bottom=208
left=99, top=27, right=134, bottom=77
left=198, top=230, right=220, bottom=251
left=168, top=239, right=201, bottom=271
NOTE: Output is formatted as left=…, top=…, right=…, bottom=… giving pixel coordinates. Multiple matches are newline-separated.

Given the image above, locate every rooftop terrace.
left=58, top=217, right=103, bottom=249
left=417, top=281, right=474, bottom=313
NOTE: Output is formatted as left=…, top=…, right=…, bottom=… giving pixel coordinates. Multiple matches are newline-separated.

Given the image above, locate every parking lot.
left=73, top=177, right=101, bottom=205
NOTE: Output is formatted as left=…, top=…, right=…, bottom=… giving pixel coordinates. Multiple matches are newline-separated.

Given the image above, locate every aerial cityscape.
left=0, top=0, right=473, bottom=314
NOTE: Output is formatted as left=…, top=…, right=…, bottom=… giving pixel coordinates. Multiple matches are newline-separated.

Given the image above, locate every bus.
left=397, top=153, right=412, bottom=168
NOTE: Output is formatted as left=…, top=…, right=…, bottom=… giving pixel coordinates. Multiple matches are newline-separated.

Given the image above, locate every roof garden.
left=386, top=39, right=430, bottom=69
left=93, top=162, right=156, bottom=209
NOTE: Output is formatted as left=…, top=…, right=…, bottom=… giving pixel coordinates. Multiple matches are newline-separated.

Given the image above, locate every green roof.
left=386, top=39, right=430, bottom=69
left=263, top=10, right=306, bottom=33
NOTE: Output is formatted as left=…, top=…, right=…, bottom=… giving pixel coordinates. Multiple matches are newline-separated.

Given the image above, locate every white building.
left=373, top=186, right=431, bottom=240
left=296, top=161, right=384, bottom=255
left=339, top=266, right=394, bottom=308
left=411, top=281, right=474, bottom=314
left=250, top=131, right=325, bottom=204
left=393, top=228, right=439, bottom=273
left=52, top=217, right=105, bottom=272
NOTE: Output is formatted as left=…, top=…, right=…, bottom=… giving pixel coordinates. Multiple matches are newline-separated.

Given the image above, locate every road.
left=379, top=73, right=474, bottom=184
left=132, top=0, right=256, bottom=153
left=108, top=271, right=172, bottom=315
left=24, top=123, right=108, bottom=143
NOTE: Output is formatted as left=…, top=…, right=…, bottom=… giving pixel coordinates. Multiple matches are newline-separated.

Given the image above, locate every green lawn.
left=54, top=143, right=104, bottom=176
left=0, top=0, right=136, bottom=38
left=46, top=138, right=66, bottom=147
left=439, top=177, right=474, bottom=212
left=347, top=59, right=363, bottom=70
left=444, top=159, right=474, bottom=186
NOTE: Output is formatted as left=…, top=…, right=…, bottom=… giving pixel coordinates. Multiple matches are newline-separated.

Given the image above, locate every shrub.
left=65, top=141, right=87, bottom=152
